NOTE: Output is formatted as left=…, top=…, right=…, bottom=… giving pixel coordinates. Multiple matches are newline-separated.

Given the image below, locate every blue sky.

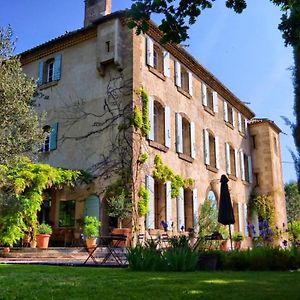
left=0, top=0, right=296, bottom=183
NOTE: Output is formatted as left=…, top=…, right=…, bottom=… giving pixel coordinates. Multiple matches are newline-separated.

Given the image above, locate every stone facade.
left=20, top=5, right=286, bottom=245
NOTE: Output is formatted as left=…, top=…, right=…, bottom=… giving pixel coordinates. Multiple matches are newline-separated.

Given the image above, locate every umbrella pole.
left=229, top=225, right=233, bottom=250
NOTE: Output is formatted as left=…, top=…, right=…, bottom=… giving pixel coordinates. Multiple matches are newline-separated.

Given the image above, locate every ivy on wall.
left=250, top=194, right=275, bottom=227
left=138, top=185, right=150, bottom=217
left=153, top=155, right=195, bottom=198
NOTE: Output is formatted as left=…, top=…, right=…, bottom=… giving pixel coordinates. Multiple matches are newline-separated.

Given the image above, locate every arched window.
left=153, top=101, right=165, bottom=145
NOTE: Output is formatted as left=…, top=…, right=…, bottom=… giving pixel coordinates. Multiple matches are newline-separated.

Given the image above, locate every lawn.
left=0, top=265, right=299, bottom=300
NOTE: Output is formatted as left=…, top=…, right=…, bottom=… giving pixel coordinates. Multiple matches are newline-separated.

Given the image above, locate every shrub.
left=164, top=248, right=198, bottom=271
left=84, top=216, right=101, bottom=238
left=37, top=223, right=52, bottom=235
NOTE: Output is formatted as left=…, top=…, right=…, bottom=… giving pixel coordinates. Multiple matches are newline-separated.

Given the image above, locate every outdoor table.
left=83, top=234, right=127, bottom=265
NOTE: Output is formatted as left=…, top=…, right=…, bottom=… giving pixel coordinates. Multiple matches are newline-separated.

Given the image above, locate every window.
left=251, top=135, right=256, bottom=149
left=184, top=189, right=194, bottom=231
left=244, top=153, right=249, bottom=182
left=38, top=54, right=62, bottom=86
left=182, top=117, right=191, bottom=157
left=209, top=133, right=216, bottom=168
left=274, top=137, right=278, bottom=155
left=254, top=172, right=259, bottom=187
left=42, top=123, right=59, bottom=152
left=154, top=180, right=166, bottom=229
left=230, top=146, right=236, bottom=177
left=204, top=129, right=219, bottom=170
left=153, top=101, right=165, bottom=145
left=175, top=61, right=193, bottom=96
left=202, top=83, right=218, bottom=113
left=181, top=66, right=189, bottom=93
left=58, top=200, right=76, bottom=227
left=153, top=45, right=163, bottom=73
left=207, top=88, right=214, bottom=111
left=238, top=113, right=247, bottom=135
left=225, top=143, right=237, bottom=177
left=240, top=151, right=252, bottom=183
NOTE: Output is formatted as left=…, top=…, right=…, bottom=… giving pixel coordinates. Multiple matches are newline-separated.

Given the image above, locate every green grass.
left=0, top=265, right=299, bottom=300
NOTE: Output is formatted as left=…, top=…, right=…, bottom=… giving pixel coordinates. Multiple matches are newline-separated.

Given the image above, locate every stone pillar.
left=84, top=0, right=112, bottom=27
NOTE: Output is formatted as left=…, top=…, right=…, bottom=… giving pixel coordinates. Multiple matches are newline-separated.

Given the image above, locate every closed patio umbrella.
left=218, top=174, right=235, bottom=250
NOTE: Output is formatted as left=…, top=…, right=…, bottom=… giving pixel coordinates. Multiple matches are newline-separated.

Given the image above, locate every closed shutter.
left=177, top=187, right=185, bottom=231
left=244, top=204, right=249, bottom=237
left=232, top=108, right=235, bottom=127
left=164, top=106, right=171, bottom=148
left=148, top=96, right=154, bottom=141
left=204, top=129, right=210, bottom=165
left=238, top=202, right=243, bottom=233
left=215, top=136, right=220, bottom=169
left=49, top=123, right=59, bottom=151
left=225, top=143, right=231, bottom=175
left=37, top=62, right=44, bottom=86
left=53, top=54, right=62, bottom=81
left=146, top=37, right=154, bottom=67
left=175, top=61, right=181, bottom=87
left=84, top=195, right=100, bottom=220
left=190, top=122, right=196, bottom=159
left=238, top=113, right=242, bottom=132
left=188, top=72, right=193, bottom=96
left=166, top=181, right=172, bottom=229
left=202, top=83, right=207, bottom=106
left=240, top=150, right=245, bottom=181
left=234, top=149, right=239, bottom=178
left=248, top=155, right=253, bottom=183
left=146, top=175, right=155, bottom=229
left=163, top=51, right=170, bottom=77
left=224, top=101, right=228, bottom=122
left=176, top=113, right=183, bottom=153
left=192, top=189, right=199, bottom=231
left=213, top=91, right=218, bottom=113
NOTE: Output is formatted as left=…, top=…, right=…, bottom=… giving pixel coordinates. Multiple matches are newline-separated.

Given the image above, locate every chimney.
left=84, top=0, right=112, bottom=27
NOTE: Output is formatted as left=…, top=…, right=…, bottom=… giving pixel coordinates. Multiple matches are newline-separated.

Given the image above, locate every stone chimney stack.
left=84, top=0, right=112, bottom=27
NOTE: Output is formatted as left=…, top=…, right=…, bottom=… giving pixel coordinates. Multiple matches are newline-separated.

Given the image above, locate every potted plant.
left=219, top=225, right=229, bottom=251
left=232, top=232, right=244, bottom=250
left=84, top=216, right=101, bottom=249
left=36, top=223, right=52, bottom=248
left=107, top=191, right=132, bottom=246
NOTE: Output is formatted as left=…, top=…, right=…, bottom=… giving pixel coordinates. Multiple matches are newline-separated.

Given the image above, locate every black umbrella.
left=218, top=174, right=235, bottom=250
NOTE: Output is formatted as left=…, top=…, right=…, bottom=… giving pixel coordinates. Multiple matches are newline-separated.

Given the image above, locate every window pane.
left=59, top=200, right=76, bottom=227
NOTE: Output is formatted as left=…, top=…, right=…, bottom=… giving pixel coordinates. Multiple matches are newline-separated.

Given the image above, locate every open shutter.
left=163, top=51, right=170, bottom=77
left=190, top=122, right=196, bottom=159
left=223, top=101, right=228, bottom=122
left=53, top=54, right=62, bottom=81
left=234, top=149, right=239, bottom=178
left=225, top=143, right=231, bottom=175
left=177, top=187, right=185, bottom=231
left=248, top=155, right=253, bottom=183
left=240, top=150, right=245, bottom=181
left=146, top=37, right=154, bottom=67
left=238, top=113, right=242, bottom=132
left=164, top=106, right=171, bottom=148
left=193, top=189, right=199, bottom=232
left=244, top=204, right=249, bottom=237
left=146, top=175, right=155, bottom=229
left=213, top=91, right=218, bottom=113
left=215, top=136, right=220, bottom=169
left=245, top=118, right=248, bottom=132
left=175, top=61, right=181, bottom=87
left=204, top=129, right=210, bottom=165
left=238, top=202, right=243, bottom=233
left=202, top=83, right=207, bottom=106
left=232, top=108, right=236, bottom=127
left=176, top=113, right=183, bottom=153
left=49, top=123, right=59, bottom=151
left=148, top=96, right=154, bottom=141
left=37, top=62, right=44, bottom=86
left=188, top=72, right=193, bottom=96
left=166, top=181, right=172, bottom=229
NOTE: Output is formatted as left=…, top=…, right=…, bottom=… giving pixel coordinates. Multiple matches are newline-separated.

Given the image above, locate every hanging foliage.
left=138, top=185, right=150, bottom=217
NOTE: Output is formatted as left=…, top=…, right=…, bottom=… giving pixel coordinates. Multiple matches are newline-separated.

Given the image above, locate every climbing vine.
left=138, top=185, right=150, bottom=217
left=153, top=155, right=194, bottom=198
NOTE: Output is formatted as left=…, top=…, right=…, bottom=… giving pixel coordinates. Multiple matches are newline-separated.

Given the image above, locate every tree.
left=0, top=26, right=44, bottom=164
left=285, top=181, right=300, bottom=222
left=128, top=0, right=300, bottom=185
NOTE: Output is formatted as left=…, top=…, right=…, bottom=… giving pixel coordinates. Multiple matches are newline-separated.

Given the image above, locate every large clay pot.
left=111, top=228, right=132, bottom=247
left=36, top=234, right=51, bottom=248
left=86, top=237, right=97, bottom=250
left=2, top=247, right=10, bottom=254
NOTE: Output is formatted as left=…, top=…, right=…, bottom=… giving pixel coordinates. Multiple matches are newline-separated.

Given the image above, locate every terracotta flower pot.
left=36, top=234, right=51, bottom=248
left=111, top=228, right=131, bottom=247
left=86, top=237, right=97, bottom=250
left=2, top=247, right=10, bottom=254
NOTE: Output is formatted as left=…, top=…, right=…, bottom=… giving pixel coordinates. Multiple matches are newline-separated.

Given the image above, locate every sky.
left=0, top=0, right=296, bottom=183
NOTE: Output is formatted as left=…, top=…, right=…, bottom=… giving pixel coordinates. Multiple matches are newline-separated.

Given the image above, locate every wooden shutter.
left=164, top=106, right=171, bottom=148
left=244, top=204, right=249, bottom=237
left=84, top=195, right=100, bottom=220
left=240, top=150, right=245, bottom=181
left=177, top=187, right=185, bottom=231
left=213, top=91, right=218, bottom=113
left=223, top=101, right=228, bottom=122
left=53, top=54, right=62, bottom=81
left=238, top=113, right=242, bottom=132
left=163, top=51, right=170, bottom=77
left=204, top=129, right=210, bottom=165
left=245, top=118, right=248, bottom=132
left=175, top=61, right=181, bottom=87
left=190, top=122, right=196, bottom=159
left=232, top=108, right=235, bottom=127
left=49, top=123, right=59, bottom=151
left=188, top=72, right=193, bottom=96
left=166, top=181, right=172, bottom=229
left=215, top=136, right=220, bottom=169
left=225, top=143, right=231, bottom=175
left=238, top=202, right=243, bottom=233
left=148, top=96, right=154, bottom=141
left=234, top=149, right=239, bottom=178
left=37, top=62, right=44, bottom=86
left=202, top=83, right=207, bottom=106
left=146, top=175, right=155, bottom=229
left=146, top=37, right=154, bottom=67
left=248, top=155, right=253, bottom=183
left=176, top=113, right=183, bottom=153
left=193, top=189, right=199, bottom=231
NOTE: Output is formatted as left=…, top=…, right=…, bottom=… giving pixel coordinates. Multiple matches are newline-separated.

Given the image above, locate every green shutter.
left=49, top=123, right=59, bottom=151
left=53, top=54, right=62, bottom=81
left=84, top=195, right=100, bottom=220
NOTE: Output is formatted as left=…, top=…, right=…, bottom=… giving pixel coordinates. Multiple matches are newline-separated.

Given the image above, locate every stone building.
left=20, top=0, right=286, bottom=245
